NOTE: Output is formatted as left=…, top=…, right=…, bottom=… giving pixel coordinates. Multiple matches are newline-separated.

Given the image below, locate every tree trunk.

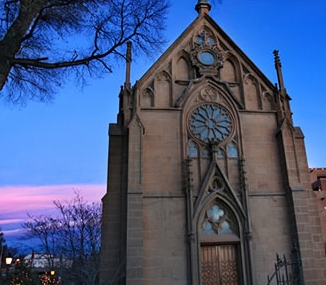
left=0, top=0, right=47, bottom=90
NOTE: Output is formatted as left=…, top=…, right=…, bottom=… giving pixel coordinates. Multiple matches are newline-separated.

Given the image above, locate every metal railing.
left=266, top=242, right=304, bottom=285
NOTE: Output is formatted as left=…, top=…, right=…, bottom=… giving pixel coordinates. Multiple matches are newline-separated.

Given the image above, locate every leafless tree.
left=0, top=0, right=169, bottom=105
left=23, top=192, right=102, bottom=285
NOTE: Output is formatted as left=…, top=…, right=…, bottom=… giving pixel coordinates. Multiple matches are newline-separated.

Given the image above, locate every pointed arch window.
left=202, top=202, right=239, bottom=238
left=227, top=142, right=238, bottom=158
left=202, top=147, right=211, bottom=159
left=188, top=140, right=199, bottom=158
left=216, top=149, right=225, bottom=158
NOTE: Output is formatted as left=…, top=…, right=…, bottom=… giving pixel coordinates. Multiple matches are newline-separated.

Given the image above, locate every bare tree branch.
left=23, top=192, right=102, bottom=285
left=0, top=0, right=170, bottom=105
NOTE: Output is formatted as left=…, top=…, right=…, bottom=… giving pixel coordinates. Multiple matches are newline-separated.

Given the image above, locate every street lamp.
left=5, top=257, right=12, bottom=279
left=5, top=258, right=12, bottom=267
left=50, top=270, right=56, bottom=285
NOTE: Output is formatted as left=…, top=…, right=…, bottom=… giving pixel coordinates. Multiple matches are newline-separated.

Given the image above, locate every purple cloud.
left=0, top=184, right=105, bottom=249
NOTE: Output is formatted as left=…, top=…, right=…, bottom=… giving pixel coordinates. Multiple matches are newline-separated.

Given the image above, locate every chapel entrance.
left=201, top=244, right=239, bottom=285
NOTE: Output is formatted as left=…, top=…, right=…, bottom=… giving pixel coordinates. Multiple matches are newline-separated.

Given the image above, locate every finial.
left=273, top=50, right=286, bottom=94
left=273, top=50, right=293, bottom=123
left=273, top=50, right=281, bottom=68
left=195, top=0, right=211, bottom=16
left=124, top=41, right=132, bottom=90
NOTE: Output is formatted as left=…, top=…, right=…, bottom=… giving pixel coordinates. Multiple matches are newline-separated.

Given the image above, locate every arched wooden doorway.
left=199, top=201, right=241, bottom=285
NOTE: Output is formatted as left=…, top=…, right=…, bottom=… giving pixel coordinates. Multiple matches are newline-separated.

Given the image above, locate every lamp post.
left=5, top=258, right=12, bottom=267
left=50, top=270, right=56, bottom=285
left=5, top=257, right=12, bottom=282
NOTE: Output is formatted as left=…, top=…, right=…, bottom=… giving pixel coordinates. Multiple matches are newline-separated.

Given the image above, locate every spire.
left=195, top=0, right=211, bottom=16
left=273, top=50, right=286, bottom=95
left=124, top=41, right=132, bottom=90
left=273, top=50, right=292, bottom=123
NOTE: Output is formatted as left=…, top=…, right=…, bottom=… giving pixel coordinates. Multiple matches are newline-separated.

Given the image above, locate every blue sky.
left=1, top=0, right=326, bottom=249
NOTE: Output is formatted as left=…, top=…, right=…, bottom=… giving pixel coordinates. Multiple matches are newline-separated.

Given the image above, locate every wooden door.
left=201, top=244, right=239, bottom=285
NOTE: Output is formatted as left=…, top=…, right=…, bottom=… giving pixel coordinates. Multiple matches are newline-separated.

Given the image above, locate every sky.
left=1, top=0, right=326, bottom=250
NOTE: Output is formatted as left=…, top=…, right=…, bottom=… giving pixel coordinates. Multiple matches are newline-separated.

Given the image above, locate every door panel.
left=201, top=244, right=239, bottom=285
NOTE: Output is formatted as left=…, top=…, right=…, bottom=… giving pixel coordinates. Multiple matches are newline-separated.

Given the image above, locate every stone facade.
left=100, top=2, right=326, bottom=284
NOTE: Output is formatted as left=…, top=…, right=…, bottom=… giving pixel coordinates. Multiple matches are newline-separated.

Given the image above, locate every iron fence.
left=266, top=242, right=304, bottom=285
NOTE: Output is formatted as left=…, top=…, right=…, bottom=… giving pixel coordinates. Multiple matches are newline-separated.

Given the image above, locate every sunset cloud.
left=0, top=218, right=25, bottom=225
left=1, top=184, right=104, bottom=209
left=0, top=184, right=105, bottom=246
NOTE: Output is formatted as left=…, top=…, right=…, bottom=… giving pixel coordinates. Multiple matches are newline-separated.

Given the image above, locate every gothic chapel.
left=100, top=1, right=326, bottom=284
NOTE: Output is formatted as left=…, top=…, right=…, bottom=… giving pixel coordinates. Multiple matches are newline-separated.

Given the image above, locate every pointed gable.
left=136, top=13, right=276, bottom=112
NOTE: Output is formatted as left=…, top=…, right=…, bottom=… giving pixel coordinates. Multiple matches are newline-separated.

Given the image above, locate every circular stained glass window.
left=189, top=103, right=233, bottom=144
left=198, top=51, right=215, bottom=65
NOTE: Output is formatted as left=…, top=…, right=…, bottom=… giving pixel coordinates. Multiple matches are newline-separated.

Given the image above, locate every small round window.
left=198, top=51, right=215, bottom=65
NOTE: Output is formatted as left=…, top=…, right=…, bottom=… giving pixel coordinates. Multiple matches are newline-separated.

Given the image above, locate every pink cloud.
left=0, top=184, right=105, bottom=213
left=0, top=184, right=106, bottom=241
left=3, top=228, right=24, bottom=236
left=0, top=184, right=106, bottom=247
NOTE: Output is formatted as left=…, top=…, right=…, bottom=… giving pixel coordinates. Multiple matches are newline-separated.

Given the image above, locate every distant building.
left=100, top=1, right=326, bottom=284
left=310, top=168, right=326, bottom=191
left=24, top=253, right=70, bottom=272
left=310, top=168, right=326, bottom=254
left=24, top=253, right=59, bottom=269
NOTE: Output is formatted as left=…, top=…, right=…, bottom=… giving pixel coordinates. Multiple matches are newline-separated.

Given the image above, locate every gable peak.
left=195, top=0, right=211, bottom=16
